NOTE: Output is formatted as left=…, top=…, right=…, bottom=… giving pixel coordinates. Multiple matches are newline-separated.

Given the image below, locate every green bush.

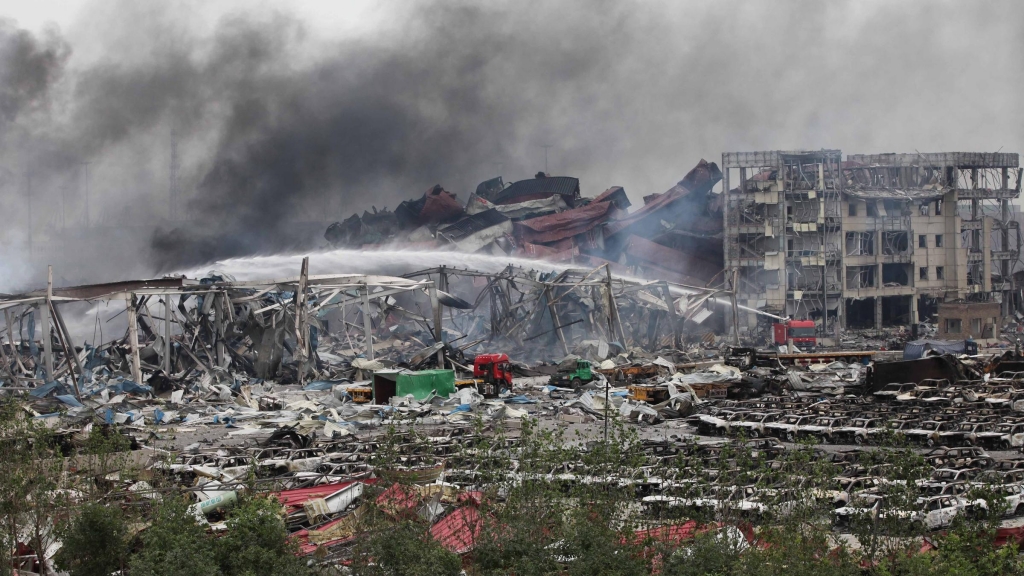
left=54, top=503, right=130, bottom=576
left=215, top=496, right=310, bottom=576
left=358, top=519, right=462, bottom=576
left=129, top=497, right=218, bottom=576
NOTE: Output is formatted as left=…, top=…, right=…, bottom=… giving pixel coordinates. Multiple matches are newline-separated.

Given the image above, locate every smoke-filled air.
left=1, top=0, right=1023, bottom=291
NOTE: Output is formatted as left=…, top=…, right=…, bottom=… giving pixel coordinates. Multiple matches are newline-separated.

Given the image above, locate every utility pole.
left=81, top=161, right=90, bottom=228
left=26, top=171, right=33, bottom=258
left=169, top=124, right=180, bottom=221
left=40, top=266, right=54, bottom=381
left=540, top=144, right=553, bottom=174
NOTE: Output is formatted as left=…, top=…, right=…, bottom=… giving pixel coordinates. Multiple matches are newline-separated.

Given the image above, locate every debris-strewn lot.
left=7, top=300, right=1024, bottom=574
left=2, top=158, right=1024, bottom=570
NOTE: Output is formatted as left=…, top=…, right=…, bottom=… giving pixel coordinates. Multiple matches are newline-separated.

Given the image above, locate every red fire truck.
left=455, top=353, right=515, bottom=397
left=772, top=320, right=817, bottom=348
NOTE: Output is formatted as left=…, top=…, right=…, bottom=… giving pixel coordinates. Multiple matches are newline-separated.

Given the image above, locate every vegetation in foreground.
left=1, top=399, right=1023, bottom=575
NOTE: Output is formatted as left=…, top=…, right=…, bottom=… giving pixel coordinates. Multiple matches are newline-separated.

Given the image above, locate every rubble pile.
left=9, top=260, right=1024, bottom=566
left=6, top=154, right=1024, bottom=568
left=15, top=363, right=1024, bottom=565
left=325, top=160, right=725, bottom=288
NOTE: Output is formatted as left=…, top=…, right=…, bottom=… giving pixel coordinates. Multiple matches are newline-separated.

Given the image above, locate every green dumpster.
left=396, top=369, right=456, bottom=400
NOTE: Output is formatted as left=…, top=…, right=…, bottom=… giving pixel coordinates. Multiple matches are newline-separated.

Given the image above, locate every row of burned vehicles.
left=693, top=380, right=1024, bottom=449
left=635, top=437, right=1024, bottom=532
left=159, top=423, right=1024, bottom=534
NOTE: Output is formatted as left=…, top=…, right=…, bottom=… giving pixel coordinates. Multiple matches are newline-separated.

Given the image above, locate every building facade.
left=722, top=150, right=1020, bottom=337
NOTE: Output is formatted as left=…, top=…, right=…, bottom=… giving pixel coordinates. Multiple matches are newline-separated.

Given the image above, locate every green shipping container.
left=392, top=369, right=456, bottom=401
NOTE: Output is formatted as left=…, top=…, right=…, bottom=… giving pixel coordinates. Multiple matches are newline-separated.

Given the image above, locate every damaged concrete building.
left=723, top=150, right=1021, bottom=338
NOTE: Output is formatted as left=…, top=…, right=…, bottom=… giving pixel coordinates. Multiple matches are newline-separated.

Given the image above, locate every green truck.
left=549, top=358, right=594, bottom=389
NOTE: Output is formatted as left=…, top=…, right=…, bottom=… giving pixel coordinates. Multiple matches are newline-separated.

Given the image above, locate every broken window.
left=789, top=198, right=819, bottom=223
left=918, top=296, right=938, bottom=322
left=936, top=266, right=944, bottom=279
left=882, top=231, right=909, bottom=256
left=935, top=234, right=943, bottom=247
left=919, top=203, right=930, bottom=216
left=846, top=265, right=877, bottom=289
left=967, top=261, right=982, bottom=286
left=946, top=318, right=961, bottom=333
left=882, top=199, right=906, bottom=215
left=919, top=267, right=928, bottom=280
left=846, top=297, right=876, bottom=329
left=919, top=234, right=927, bottom=248
left=845, top=232, right=874, bottom=256
left=935, top=200, right=943, bottom=215
left=881, top=263, right=910, bottom=286
left=738, top=234, right=768, bottom=258
left=866, top=202, right=878, bottom=217
left=881, top=296, right=912, bottom=326
left=848, top=203, right=857, bottom=216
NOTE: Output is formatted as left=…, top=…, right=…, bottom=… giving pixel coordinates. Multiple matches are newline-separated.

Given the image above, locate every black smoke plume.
left=1, top=0, right=1023, bottom=288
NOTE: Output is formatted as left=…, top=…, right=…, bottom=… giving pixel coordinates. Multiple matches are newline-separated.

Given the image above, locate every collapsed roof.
left=324, top=159, right=725, bottom=288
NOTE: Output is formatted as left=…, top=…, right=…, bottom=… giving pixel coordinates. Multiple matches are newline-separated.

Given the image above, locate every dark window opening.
left=882, top=263, right=911, bottom=286
left=935, top=234, right=943, bottom=247
left=845, top=232, right=874, bottom=256
left=936, top=266, right=944, bottom=280
left=848, top=203, right=857, bottom=216
left=919, top=267, right=928, bottom=280
left=846, top=266, right=876, bottom=289
left=935, top=200, right=943, bottom=215
left=881, top=296, right=913, bottom=326
left=866, top=202, right=877, bottom=217
left=882, top=231, right=909, bottom=255
left=946, top=318, right=961, bottom=333
left=917, top=296, right=939, bottom=323
left=919, top=235, right=927, bottom=248
left=845, top=297, right=876, bottom=329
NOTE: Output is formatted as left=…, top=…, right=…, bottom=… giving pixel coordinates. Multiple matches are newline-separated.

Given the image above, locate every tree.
left=129, top=497, right=218, bottom=576
left=214, top=496, right=310, bottom=576
left=54, top=503, right=130, bottom=576
left=360, top=519, right=462, bottom=576
left=0, top=400, right=71, bottom=575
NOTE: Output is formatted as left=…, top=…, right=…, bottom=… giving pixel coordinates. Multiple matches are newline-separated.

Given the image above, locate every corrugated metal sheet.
left=592, top=186, right=631, bottom=210
left=605, top=159, right=722, bottom=239
left=514, top=200, right=614, bottom=244
left=491, top=176, right=579, bottom=206
left=430, top=506, right=482, bottom=555
left=395, top=185, right=464, bottom=227
left=438, top=209, right=509, bottom=242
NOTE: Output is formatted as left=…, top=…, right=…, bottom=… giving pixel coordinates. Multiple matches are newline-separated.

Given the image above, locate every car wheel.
left=786, top=431, right=795, bottom=443
left=1016, top=504, right=1024, bottom=517
left=854, top=435, right=864, bottom=445
left=571, top=378, right=581, bottom=390
left=750, top=429, right=760, bottom=438
left=926, top=437, right=936, bottom=447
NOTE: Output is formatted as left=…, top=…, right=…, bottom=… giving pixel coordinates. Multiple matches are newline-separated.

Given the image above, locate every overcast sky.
left=1, top=0, right=1022, bottom=288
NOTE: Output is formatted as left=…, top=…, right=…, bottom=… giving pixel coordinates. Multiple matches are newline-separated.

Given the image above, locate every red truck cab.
left=773, top=320, right=817, bottom=347
left=473, top=353, right=514, bottom=387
